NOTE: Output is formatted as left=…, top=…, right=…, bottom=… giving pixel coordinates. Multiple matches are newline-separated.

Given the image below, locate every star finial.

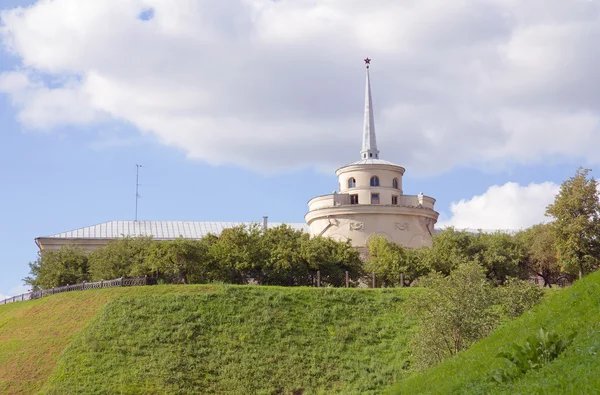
left=364, top=57, right=371, bottom=68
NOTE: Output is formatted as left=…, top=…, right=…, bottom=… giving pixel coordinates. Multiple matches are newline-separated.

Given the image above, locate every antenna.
left=135, top=164, right=143, bottom=221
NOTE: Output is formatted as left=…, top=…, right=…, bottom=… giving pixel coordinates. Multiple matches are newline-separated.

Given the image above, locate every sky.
left=1, top=0, right=598, bottom=298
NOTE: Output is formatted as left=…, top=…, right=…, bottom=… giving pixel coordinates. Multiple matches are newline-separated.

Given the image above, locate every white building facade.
left=305, top=60, right=439, bottom=249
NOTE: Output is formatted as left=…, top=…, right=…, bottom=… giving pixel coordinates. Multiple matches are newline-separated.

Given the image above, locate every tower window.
left=369, top=153, right=373, bottom=158
left=371, top=193, right=380, bottom=204
left=393, top=178, right=399, bottom=189
left=350, top=194, right=359, bottom=204
left=392, top=195, right=398, bottom=205
left=348, top=177, right=356, bottom=188
left=370, top=176, right=379, bottom=187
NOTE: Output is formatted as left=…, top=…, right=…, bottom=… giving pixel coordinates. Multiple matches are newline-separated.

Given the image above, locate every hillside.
left=394, top=271, right=600, bottom=394
left=0, top=285, right=419, bottom=394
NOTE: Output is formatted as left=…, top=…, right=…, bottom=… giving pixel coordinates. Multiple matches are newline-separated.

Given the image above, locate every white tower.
left=305, top=58, right=439, bottom=250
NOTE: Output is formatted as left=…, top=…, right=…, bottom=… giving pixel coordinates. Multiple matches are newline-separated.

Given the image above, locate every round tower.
left=305, top=58, right=439, bottom=249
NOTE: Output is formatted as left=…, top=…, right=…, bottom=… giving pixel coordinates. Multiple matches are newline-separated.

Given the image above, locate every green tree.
left=298, top=236, right=363, bottom=286
left=546, top=167, right=600, bottom=278
left=208, top=225, right=266, bottom=284
left=365, top=235, right=429, bottom=286
left=408, top=262, right=500, bottom=368
left=422, top=228, right=474, bottom=275
left=88, top=236, right=154, bottom=280
left=473, top=232, right=527, bottom=284
left=24, top=246, right=90, bottom=289
left=408, top=263, right=543, bottom=369
left=144, top=238, right=208, bottom=284
left=261, top=225, right=306, bottom=285
left=518, top=223, right=563, bottom=287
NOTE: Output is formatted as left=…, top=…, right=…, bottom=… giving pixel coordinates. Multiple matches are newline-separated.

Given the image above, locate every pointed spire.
left=361, top=57, right=379, bottom=160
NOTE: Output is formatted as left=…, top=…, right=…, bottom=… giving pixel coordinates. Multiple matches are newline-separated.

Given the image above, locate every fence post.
left=345, top=271, right=349, bottom=288
left=317, top=271, right=321, bottom=288
left=400, top=273, right=404, bottom=288
left=372, top=273, right=376, bottom=288
left=144, top=275, right=148, bottom=285
left=120, top=277, right=124, bottom=287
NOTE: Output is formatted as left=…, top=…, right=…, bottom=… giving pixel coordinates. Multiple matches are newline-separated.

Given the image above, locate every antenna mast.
left=135, top=164, right=142, bottom=221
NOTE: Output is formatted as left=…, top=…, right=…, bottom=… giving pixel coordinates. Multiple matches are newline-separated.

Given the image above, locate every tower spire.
left=361, top=57, right=379, bottom=160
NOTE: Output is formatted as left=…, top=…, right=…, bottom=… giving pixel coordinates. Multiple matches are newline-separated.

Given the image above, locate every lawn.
left=393, top=271, right=600, bottom=394
left=1, top=285, right=419, bottom=394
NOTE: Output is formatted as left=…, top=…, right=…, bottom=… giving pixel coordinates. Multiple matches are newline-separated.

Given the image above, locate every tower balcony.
left=307, top=192, right=436, bottom=212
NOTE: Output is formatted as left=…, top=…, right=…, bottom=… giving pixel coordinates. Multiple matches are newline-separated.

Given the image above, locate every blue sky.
left=1, top=0, right=598, bottom=298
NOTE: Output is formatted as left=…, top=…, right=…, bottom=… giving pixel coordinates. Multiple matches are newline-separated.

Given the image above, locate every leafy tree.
left=88, top=236, right=154, bottom=280
left=24, top=246, right=90, bottom=289
left=144, top=238, right=209, bottom=284
left=408, top=262, right=544, bottom=369
left=473, top=232, right=527, bottom=284
left=422, top=228, right=474, bottom=275
left=546, top=167, right=600, bottom=278
left=301, top=236, right=363, bottom=286
left=365, top=235, right=429, bottom=286
left=261, top=225, right=306, bottom=285
left=518, top=223, right=563, bottom=287
left=208, top=225, right=267, bottom=284
left=408, top=262, right=500, bottom=368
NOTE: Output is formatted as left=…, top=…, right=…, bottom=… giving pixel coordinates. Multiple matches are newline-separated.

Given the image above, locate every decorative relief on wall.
left=349, top=222, right=364, bottom=231
left=395, top=222, right=410, bottom=231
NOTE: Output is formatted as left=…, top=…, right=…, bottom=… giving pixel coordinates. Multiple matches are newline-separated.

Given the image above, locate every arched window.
left=370, top=176, right=379, bottom=187
left=348, top=177, right=356, bottom=188
left=393, top=178, right=399, bottom=189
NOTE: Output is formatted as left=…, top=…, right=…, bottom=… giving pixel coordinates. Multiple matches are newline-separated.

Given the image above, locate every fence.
left=0, top=271, right=409, bottom=306
left=0, top=276, right=156, bottom=306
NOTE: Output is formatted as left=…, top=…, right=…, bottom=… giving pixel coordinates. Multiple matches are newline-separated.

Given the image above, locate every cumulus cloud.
left=438, top=181, right=560, bottom=230
left=1, top=0, right=600, bottom=173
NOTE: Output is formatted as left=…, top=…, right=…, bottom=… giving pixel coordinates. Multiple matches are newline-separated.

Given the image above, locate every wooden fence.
left=0, top=277, right=156, bottom=306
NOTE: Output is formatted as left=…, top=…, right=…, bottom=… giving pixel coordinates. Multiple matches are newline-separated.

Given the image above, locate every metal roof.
left=41, top=221, right=309, bottom=240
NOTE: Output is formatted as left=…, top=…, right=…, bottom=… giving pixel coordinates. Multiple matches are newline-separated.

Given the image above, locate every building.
left=35, top=219, right=308, bottom=252
left=305, top=59, right=439, bottom=249
left=35, top=59, right=438, bottom=253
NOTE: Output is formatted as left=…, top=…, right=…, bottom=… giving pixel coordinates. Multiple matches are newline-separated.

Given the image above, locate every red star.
left=364, top=57, right=371, bottom=64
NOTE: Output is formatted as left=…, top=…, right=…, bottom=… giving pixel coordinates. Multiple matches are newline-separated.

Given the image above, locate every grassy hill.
left=394, top=270, right=600, bottom=394
left=0, top=285, right=419, bottom=394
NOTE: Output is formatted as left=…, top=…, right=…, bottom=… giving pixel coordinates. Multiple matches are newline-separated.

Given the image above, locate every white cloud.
left=1, top=0, right=600, bottom=173
left=438, top=181, right=560, bottom=230
left=0, top=284, right=30, bottom=302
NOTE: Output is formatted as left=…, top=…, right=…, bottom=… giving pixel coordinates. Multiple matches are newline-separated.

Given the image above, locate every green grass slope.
left=0, top=285, right=217, bottom=394
left=394, top=271, right=600, bottom=395
left=31, top=286, right=418, bottom=394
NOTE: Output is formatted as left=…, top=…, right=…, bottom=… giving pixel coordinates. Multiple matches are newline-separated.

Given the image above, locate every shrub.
left=491, top=328, right=576, bottom=383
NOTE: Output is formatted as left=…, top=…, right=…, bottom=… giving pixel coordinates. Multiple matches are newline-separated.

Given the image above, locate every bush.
left=408, top=263, right=544, bottom=369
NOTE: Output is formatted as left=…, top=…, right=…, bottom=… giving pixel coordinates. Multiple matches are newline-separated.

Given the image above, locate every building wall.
left=306, top=163, right=439, bottom=249
left=307, top=212, right=433, bottom=248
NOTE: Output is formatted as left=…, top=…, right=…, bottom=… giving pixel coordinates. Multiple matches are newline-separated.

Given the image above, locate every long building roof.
left=39, top=220, right=309, bottom=240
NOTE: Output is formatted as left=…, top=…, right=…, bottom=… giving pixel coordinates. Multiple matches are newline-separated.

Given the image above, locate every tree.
left=365, top=235, right=429, bottom=286
left=546, top=167, right=600, bottom=278
left=408, top=262, right=500, bottom=368
left=24, top=246, right=90, bottom=289
left=261, top=225, right=306, bottom=285
left=144, top=238, right=208, bottom=284
left=472, top=232, right=527, bottom=284
left=422, top=228, right=474, bottom=275
left=518, top=223, right=563, bottom=287
left=88, top=236, right=154, bottom=280
left=408, top=262, right=543, bottom=369
left=302, top=236, right=362, bottom=286
left=208, top=225, right=266, bottom=284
